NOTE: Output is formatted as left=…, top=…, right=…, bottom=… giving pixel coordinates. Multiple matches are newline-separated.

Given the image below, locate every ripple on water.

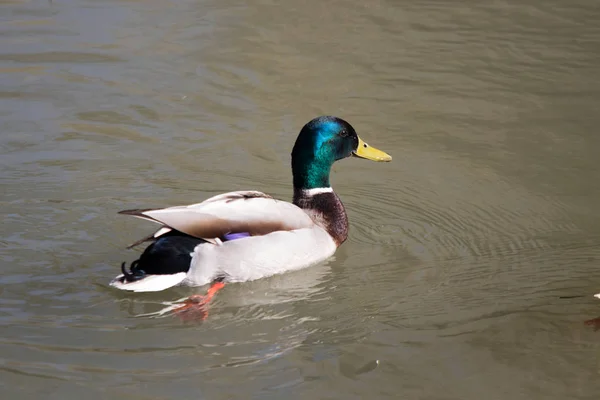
left=0, top=52, right=123, bottom=64
left=0, top=259, right=336, bottom=385
left=344, top=150, right=580, bottom=264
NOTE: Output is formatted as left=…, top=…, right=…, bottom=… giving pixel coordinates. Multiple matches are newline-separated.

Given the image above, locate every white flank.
left=594, top=293, right=600, bottom=299
left=187, top=226, right=337, bottom=286
left=302, top=187, right=334, bottom=196
left=109, top=273, right=187, bottom=292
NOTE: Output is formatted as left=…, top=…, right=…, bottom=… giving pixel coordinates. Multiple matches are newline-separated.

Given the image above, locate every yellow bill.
left=353, top=136, right=392, bottom=162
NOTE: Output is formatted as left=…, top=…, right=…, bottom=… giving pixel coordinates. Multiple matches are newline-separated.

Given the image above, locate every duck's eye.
left=339, top=130, right=348, bottom=137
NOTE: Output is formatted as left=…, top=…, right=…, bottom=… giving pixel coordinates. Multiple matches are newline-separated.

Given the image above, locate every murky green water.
left=2, top=0, right=600, bottom=398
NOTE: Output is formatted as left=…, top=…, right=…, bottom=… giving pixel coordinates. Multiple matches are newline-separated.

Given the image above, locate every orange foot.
left=174, top=281, right=225, bottom=322
left=584, top=317, right=600, bottom=331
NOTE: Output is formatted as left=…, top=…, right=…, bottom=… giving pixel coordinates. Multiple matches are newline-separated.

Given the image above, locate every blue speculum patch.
left=223, top=232, right=251, bottom=241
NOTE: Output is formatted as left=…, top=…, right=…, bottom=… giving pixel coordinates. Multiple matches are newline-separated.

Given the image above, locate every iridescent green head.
left=291, top=116, right=392, bottom=190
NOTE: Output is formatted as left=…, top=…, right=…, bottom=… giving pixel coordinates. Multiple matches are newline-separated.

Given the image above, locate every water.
left=2, top=0, right=600, bottom=398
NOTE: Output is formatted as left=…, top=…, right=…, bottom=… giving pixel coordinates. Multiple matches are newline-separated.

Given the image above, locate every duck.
left=110, top=116, right=391, bottom=294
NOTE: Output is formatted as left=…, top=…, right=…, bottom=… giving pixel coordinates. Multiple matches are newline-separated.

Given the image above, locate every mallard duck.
left=110, top=116, right=391, bottom=293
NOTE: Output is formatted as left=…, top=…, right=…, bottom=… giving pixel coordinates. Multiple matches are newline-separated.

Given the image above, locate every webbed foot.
left=173, top=281, right=226, bottom=321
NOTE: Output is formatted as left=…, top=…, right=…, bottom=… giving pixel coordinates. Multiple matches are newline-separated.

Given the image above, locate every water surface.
left=2, top=0, right=600, bottom=398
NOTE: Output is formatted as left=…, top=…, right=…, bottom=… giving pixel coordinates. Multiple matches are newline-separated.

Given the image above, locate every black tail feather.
left=120, top=260, right=146, bottom=283
left=120, top=234, right=204, bottom=280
